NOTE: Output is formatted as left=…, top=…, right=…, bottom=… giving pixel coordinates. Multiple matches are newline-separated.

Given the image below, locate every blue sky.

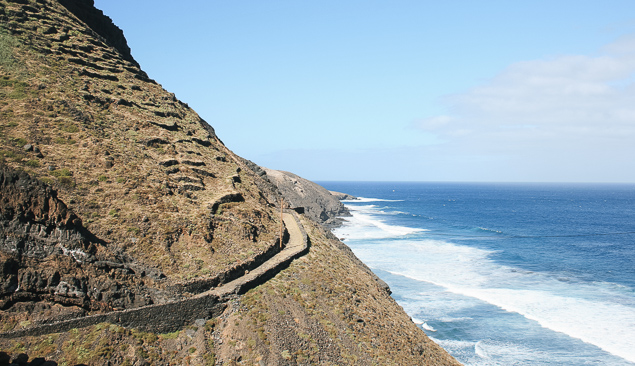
left=94, top=1, right=635, bottom=182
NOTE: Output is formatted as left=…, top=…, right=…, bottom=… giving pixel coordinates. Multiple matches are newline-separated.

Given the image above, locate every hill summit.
left=0, top=0, right=460, bottom=364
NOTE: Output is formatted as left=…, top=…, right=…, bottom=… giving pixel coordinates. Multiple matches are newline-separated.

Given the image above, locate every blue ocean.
left=318, top=182, right=635, bottom=366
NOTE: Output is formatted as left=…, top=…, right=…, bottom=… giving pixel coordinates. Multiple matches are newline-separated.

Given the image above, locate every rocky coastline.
left=262, top=168, right=353, bottom=229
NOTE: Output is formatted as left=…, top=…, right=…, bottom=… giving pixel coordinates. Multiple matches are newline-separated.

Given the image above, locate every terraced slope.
left=1, top=0, right=283, bottom=326
left=0, top=1, right=461, bottom=364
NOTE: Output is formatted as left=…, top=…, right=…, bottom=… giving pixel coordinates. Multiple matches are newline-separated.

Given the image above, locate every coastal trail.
left=210, top=212, right=307, bottom=297
left=0, top=212, right=309, bottom=338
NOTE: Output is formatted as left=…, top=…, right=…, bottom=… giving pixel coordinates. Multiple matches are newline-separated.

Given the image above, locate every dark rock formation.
left=57, top=0, right=139, bottom=67
left=0, top=165, right=96, bottom=262
left=329, top=190, right=358, bottom=201
left=0, top=165, right=157, bottom=316
left=263, top=168, right=350, bottom=228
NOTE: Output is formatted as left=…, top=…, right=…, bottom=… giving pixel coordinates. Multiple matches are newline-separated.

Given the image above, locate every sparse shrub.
left=58, top=176, right=75, bottom=188
left=98, top=174, right=107, bottom=182
left=257, top=327, right=267, bottom=341
left=19, top=320, right=31, bottom=328
left=204, top=319, right=217, bottom=331
left=60, top=123, right=79, bottom=133
left=0, top=77, right=28, bottom=100
left=0, top=150, right=18, bottom=158
left=10, top=341, right=26, bottom=354
left=281, top=350, right=292, bottom=360
left=8, top=85, right=27, bottom=99
left=25, top=159, right=40, bottom=167
left=204, top=353, right=216, bottom=366
left=137, top=346, right=149, bottom=359
left=50, top=168, right=72, bottom=177
left=159, top=330, right=180, bottom=339
left=96, top=345, right=114, bottom=358
left=143, top=333, right=158, bottom=344
left=0, top=31, right=17, bottom=69
left=12, top=137, right=27, bottom=146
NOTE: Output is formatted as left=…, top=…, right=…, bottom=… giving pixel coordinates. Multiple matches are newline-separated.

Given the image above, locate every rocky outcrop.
left=329, top=190, right=358, bottom=201
left=0, top=165, right=159, bottom=316
left=57, top=0, right=139, bottom=67
left=263, top=168, right=350, bottom=228
left=0, top=211, right=308, bottom=339
left=0, top=165, right=96, bottom=262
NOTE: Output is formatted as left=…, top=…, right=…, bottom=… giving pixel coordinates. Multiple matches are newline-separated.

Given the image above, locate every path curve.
left=0, top=211, right=309, bottom=338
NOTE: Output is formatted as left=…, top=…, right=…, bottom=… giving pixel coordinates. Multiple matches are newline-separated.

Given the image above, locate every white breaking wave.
left=454, top=287, right=635, bottom=364
left=336, top=212, right=635, bottom=364
left=421, top=322, right=437, bottom=332
left=433, top=338, right=554, bottom=366
left=347, top=197, right=404, bottom=203
left=333, top=205, right=425, bottom=240
left=411, top=317, right=437, bottom=332
left=377, top=240, right=635, bottom=364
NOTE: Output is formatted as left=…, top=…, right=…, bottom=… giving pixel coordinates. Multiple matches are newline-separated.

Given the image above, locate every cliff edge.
left=263, top=168, right=350, bottom=228
left=0, top=1, right=460, bottom=364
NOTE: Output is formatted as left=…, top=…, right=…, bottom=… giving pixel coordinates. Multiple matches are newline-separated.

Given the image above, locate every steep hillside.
left=263, top=168, right=350, bottom=228
left=0, top=1, right=460, bottom=365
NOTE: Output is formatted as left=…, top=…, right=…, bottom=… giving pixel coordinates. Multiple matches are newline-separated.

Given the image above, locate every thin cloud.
left=418, top=34, right=635, bottom=159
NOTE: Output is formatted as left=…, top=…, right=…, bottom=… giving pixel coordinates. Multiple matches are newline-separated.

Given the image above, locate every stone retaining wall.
left=0, top=212, right=309, bottom=339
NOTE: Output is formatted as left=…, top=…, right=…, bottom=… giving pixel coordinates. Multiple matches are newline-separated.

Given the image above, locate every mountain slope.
left=0, top=1, right=460, bottom=365
left=263, top=168, right=350, bottom=228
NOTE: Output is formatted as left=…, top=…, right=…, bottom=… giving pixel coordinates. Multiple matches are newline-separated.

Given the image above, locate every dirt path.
left=0, top=212, right=309, bottom=338
left=209, top=212, right=307, bottom=297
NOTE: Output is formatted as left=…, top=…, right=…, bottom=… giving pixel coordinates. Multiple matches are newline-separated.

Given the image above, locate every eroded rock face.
left=0, top=165, right=157, bottom=316
left=57, top=0, right=139, bottom=67
left=0, top=165, right=95, bottom=262
left=263, top=168, right=350, bottom=228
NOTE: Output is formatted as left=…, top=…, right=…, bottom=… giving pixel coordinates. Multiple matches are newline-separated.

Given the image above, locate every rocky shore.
left=329, top=191, right=358, bottom=201
left=263, top=169, right=352, bottom=229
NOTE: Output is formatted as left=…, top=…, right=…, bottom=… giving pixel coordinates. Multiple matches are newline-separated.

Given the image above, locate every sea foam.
left=382, top=240, right=635, bottom=364
left=337, top=201, right=635, bottom=364
left=334, top=204, right=425, bottom=240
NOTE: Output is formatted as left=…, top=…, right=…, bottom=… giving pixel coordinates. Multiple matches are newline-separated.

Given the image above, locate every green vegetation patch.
left=0, top=30, right=18, bottom=70
left=50, top=168, right=72, bottom=177
left=59, top=123, right=80, bottom=133
left=0, top=76, right=28, bottom=100
left=11, top=137, right=27, bottom=147
left=0, top=149, right=21, bottom=159
left=158, top=330, right=180, bottom=340
left=25, top=159, right=40, bottom=167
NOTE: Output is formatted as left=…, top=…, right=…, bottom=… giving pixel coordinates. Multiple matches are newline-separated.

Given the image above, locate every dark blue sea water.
left=317, top=182, right=635, bottom=366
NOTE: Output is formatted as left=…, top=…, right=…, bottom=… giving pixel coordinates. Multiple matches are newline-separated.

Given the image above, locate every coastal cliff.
left=0, top=1, right=460, bottom=364
left=263, top=168, right=350, bottom=228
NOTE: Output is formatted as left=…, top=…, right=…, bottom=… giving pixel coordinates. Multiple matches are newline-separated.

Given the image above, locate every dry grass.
left=0, top=0, right=282, bottom=282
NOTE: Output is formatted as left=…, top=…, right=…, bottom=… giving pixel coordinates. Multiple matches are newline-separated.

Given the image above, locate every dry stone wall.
left=0, top=211, right=309, bottom=339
